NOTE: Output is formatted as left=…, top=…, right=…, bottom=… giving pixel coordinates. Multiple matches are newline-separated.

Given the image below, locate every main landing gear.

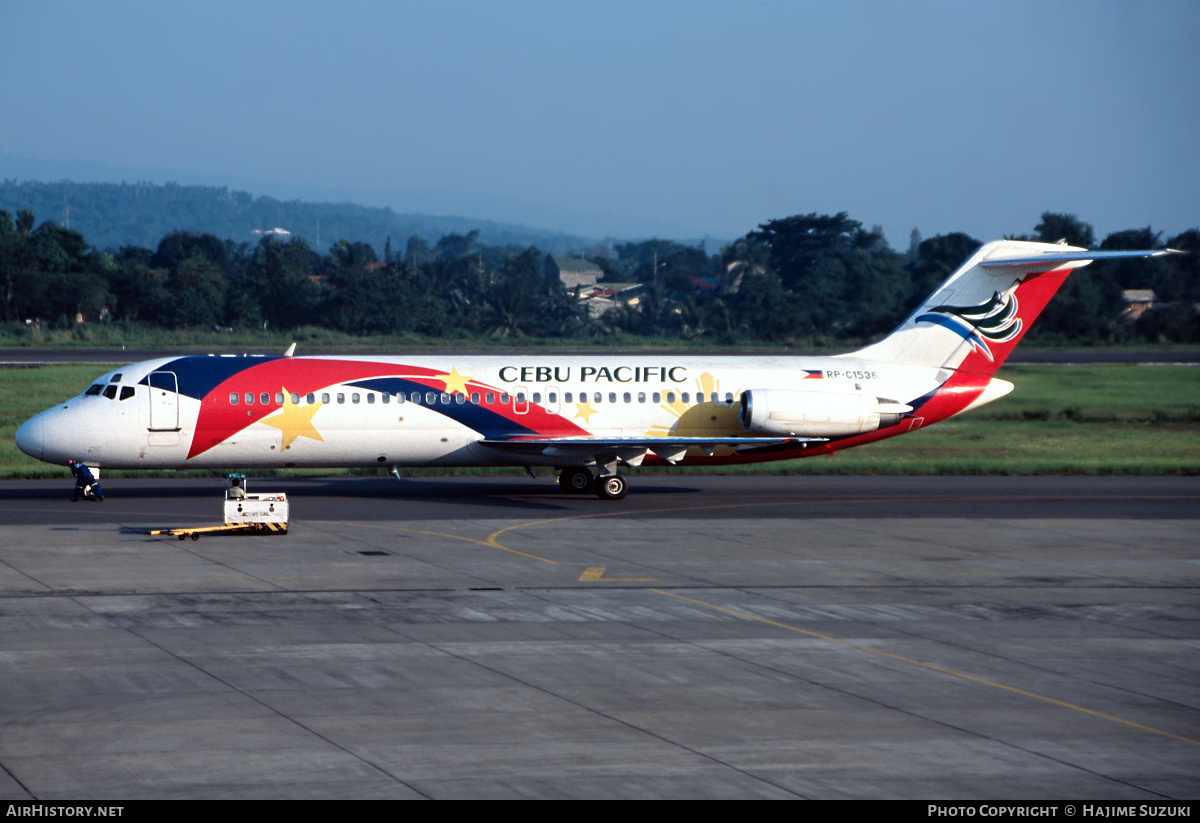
left=593, top=473, right=628, bottom=500
left=557, top=468, right=629, bottom=500
left=558, top=467, right=593, bottom=494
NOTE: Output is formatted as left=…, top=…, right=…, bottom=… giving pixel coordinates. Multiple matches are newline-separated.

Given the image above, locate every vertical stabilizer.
left=852, top=241, right=1173, bottom=378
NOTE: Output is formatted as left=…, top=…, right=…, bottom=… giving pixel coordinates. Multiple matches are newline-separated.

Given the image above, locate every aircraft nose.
left=15, top=415, right=45, bottom=460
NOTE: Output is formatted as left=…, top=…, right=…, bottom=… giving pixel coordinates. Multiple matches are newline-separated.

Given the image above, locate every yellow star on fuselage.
left=436, top=367, right=471, bottom=395
left=573, top=400, right=598, bottom=425
left=261, top=388, right=324, bottom=449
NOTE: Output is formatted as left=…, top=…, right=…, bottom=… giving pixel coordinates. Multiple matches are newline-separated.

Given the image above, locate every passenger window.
left=637, top=392, right=645, bottom=403
left=120, top=387, right=135, bottom=401
left=246, top=393, right=255, bottom=405
left=593, top=392, right=602, bottom=404
left=517, top=392, right=527, bottom=404
left=683, top=392, right=691, bottom=403
left=565, top=392, right=573, bottom=403
left=230, top=393, right=239, bottom=405
left=440, top=392, right=450, bottom=404
left=411, top=392, right=421, bottom=404
left=486, top=392, right=495, bottom=404
left=666, top=392, right=675, bottom=403
left=381, top=393, right=389, bottom=404
left=652, top=392, right=661, bottom=403
left=500, top=393, right=510, bottom=404
left=367, top=393, right=374, bottom=404
left=470, top=392, right=479, bottom=404
left=724, top=392, right=733, bottom=403
left=548, top=392, right=557, bottom=403
left=532, top=392, right=541, bottom=404
left=306, top=393, right=315, bottom=405
left=623, top=392, right=631, bottom=403
left=337, top=393, right=345, bottom=404
left=608, top=392, right=616, bottom=403
left=260, top=393, right=270, bottom=405
left=395, top=393, right=404, bottom=404
left=352, top=393, right=360, bottom=404
left=103, top=386, right=117, bottom=399
left=275, top=392, right=284, bottom=405
left=426, top=392, right=437, bottom=404
left=455, top=393, right=466, bottom=405
left=322, top=393, right=331, bottom=404
left=291, top=393, right=300, bottom=405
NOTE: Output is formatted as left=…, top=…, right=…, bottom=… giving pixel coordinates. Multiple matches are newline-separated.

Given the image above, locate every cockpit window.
left=110, top=374, right=122, bottom=383
left=120, top=387, right=135, bottom=401
left=103, top=385, right=118, bottom=399
left=84, top=384, right=103, bottom=396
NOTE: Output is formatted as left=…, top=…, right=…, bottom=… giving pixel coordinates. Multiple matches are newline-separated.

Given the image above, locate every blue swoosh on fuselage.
left=138, top=356, right=285, bottom=400
left=348, top=377, right=542, bottom=438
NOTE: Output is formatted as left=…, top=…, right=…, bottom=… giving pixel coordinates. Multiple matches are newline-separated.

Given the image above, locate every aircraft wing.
left=478, top=435, right=822, bottom=466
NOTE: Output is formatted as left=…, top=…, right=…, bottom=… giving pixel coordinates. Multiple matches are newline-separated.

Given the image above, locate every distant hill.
left=0, top=179, right=602, bottom=255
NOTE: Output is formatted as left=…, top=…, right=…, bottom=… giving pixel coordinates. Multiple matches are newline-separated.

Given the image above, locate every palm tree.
left=16, top=210, right=35, bottom=239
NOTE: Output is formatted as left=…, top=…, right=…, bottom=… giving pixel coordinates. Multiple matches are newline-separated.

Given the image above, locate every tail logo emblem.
left=916, top=289, right=1022, bottom=362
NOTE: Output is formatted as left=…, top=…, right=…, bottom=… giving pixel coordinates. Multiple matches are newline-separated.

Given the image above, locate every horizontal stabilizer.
left=979, top=248, right=1180, bottom=268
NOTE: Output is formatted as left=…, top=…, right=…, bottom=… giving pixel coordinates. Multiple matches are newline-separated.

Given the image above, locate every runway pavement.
left=0, top=474, right=1197, bottom=799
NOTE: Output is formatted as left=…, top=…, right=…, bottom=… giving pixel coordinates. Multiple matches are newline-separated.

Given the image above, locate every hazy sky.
left=3, top=0, right=1197, bottom=245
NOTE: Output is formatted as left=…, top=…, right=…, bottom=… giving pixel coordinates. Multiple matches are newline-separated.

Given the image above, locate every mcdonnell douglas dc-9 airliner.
left=15, top=240, right=1174, bottom=499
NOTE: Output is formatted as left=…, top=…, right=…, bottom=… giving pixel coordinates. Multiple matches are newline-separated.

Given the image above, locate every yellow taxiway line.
left=299, top=500, right=1196, bottom=750
left=485, top=503, right=1200, bottom=750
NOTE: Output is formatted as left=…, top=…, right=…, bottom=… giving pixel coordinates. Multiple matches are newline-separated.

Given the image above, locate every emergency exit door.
left=147, top=371, right=180, bottom=431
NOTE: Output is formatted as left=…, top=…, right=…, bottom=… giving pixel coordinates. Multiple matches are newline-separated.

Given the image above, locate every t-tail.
left=846, top=239, right=1179, bottom=428
left=855, top=239, right=1176, bottom=376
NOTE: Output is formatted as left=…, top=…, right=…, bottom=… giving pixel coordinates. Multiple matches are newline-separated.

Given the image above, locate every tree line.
left=1, top=207, right=1196, bottom=345
left=0, top=180, right=596, bottom=256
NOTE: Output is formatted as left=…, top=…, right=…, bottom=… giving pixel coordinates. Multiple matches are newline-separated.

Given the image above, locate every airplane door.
left=147, top=371, right=180, bottom=431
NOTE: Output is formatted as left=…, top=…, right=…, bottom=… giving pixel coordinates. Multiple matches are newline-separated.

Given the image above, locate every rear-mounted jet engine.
left=739, top=389, right=911, bottom=437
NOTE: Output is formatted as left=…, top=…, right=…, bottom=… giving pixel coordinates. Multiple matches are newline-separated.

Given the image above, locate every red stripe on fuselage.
left=188, top=358, right=590, bottom=459
left=190, top=359, right=437, bottom=458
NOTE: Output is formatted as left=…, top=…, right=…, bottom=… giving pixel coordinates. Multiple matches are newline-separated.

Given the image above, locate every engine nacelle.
left=739, top=389, right=910, bottom=437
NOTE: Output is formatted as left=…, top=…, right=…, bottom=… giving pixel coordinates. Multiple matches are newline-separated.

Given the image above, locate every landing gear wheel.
left=594, top=474, right=628, bottom=500
left=559, top=468, right=593, bottom=494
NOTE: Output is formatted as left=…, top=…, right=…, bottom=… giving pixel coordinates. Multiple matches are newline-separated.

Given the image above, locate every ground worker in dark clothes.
left=68, top=459, right=103, bottom=502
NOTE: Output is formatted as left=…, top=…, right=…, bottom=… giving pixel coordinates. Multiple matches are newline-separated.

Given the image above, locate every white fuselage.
left=16, top=352, right=945, bottom=471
